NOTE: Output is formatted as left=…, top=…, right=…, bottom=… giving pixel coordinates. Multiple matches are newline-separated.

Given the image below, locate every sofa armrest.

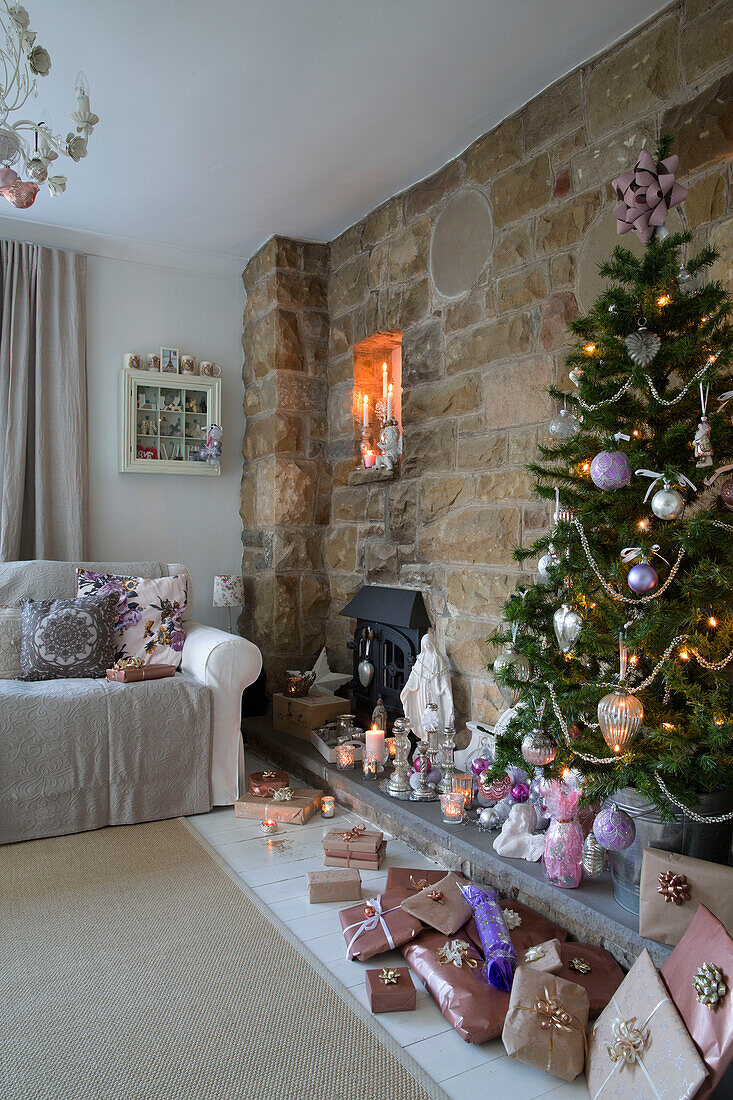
left=182, top=620, right=262, bottom=806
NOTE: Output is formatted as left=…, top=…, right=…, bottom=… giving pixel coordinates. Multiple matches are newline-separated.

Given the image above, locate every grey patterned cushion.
left=18, top=594, right=119, bottom=681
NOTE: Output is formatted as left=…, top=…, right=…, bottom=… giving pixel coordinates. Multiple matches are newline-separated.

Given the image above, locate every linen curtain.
left=0, top=241, right=88, bottom=561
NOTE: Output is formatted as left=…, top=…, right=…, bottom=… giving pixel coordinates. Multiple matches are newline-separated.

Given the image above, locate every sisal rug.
left=0, top=818, right=445, bottom=1100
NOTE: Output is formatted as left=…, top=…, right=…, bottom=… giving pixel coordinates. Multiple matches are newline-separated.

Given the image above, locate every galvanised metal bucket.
left=608, top=786, right=733, bottom=915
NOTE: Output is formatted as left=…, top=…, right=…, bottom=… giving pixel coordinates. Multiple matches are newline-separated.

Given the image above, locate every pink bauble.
left=590, top=450, right=632, bottom=490
left=593, top=804, right=636, bottom=851
left=471, top=756, right=490, bottom=776
left=0, top=167, right=18, bottom=188
left=0, top=180, right=39, bottom=209
left=480, top=772, right=512, bottom=803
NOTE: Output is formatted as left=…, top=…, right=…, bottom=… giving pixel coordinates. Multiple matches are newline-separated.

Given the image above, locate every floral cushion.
left=76, top=570, right=187, bottom=667
left=18, top=594, right=119, bottom=681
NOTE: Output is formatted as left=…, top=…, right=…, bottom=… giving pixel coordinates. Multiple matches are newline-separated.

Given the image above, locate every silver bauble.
left=568, top=367, right=583, bottom=387
left=651, top=485, right=684, bottom=521
left=493, top=643, right=531, bottom=707
left=25, top=155, right=47, bottom=183
left=553, top=602, right=583, bottom=654
left=478, top=806, right=501, bottom=830
left=582, top=832, right=607, bottom=878
left=549, top=407, right=581, bottom=441
left=625, top=326, right=661, bottom=367
left=521, top=729, right=557, bottom=767
left=537, top=544, right=560, bottom=586
left=597, top=688, right=643, bottom=753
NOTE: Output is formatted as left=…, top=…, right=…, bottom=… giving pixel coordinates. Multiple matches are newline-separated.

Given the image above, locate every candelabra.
left=380, top=718, right=412, bottom=800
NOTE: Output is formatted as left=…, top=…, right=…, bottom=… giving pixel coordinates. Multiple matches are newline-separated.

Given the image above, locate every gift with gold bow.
left=521, top=938, right=563, bottom=975
left=502, top=966, right=590, bottom=1082
left=247, top=769, right=290, bottom=798
left=365, top=965, right=416, bottom=1014
left=400, top=872, right=472, bottom=937
left=323, top=824, right=386, bottom=869
left=234, top=787, right=322, bottom=825
left=640, top=847, right=733, bottom=947
left=586, top=948, right=706, bottom=1099
left=384, top=867, right=446, bottom=894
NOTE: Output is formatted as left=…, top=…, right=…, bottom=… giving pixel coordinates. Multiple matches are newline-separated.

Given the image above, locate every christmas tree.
left=490, top=137, right=733, bottom=819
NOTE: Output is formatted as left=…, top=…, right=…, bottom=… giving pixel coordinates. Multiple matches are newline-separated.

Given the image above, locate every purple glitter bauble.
left=510, top=782, right=530, bottom=803
left=471, top=756, right=490, bottom=776
left=589, top=450, right=633, bottom=491
left=593, top=804, right=636, bottom=852
left=627, top=561, right=658, bottom=593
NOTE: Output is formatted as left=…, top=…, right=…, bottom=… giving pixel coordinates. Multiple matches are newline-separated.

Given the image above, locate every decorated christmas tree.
left=489, top=137, right=733, bottom=822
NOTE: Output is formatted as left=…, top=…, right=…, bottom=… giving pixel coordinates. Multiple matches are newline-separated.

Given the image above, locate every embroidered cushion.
left=76, top=570, right=187, bottom=667
left=0, top=608, right=21, bottom=678
left=18, top=594, right=119, bottom=681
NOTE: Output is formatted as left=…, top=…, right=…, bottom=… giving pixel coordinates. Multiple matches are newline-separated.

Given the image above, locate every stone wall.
left=242, top=0, right=733, bottom=714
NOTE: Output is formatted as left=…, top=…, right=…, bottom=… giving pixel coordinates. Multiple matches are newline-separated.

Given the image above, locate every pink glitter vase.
left=543, top=780, right=583, bottom=889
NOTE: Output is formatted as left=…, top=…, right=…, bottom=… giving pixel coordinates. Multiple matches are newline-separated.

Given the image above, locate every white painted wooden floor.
left=187, top=752, right=590, bottom=1100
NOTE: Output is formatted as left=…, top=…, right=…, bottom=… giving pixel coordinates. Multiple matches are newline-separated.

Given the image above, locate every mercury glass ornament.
left=590, top=449, right=632, bottom=490
left=627, top=559, right=658, bottom=593
left=553, top=602, right=583, bottom=654
left=651, top=481, right=685, bottom=521
left=625, top=324, right=661, bottom=367
left=510, top=782, right=530, bottom=803
left=25, top=154, right=47, bottom=183
left=720, top=477, right=733, bottom=512
left=521, top=729, right=557, bottom=767
left=537, top=544, right=560, bottom=586
left=678, top=262, right=694, bottom=295
left=582, top=832, right=607, bottom=878
left=493, top=643, right=531, bottom=706
left=477, top=806, right=501, bottom=830
left=549, top=407, right=581, bottom=441
left=592, top=803, right=636, bottom=851
left=597, top=688, right=643, bottom=753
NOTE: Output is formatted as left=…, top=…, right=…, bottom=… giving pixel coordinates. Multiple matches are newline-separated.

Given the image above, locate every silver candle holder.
left=436, top=725, right=457, bottom=795
left=380, top=717, right=412, bottom=800
left=410, top=738, right=438, bottom=802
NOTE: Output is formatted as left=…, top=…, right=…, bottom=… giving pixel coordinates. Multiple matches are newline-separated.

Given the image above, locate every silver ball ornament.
left=549, top=407, right=581, bottom=441
left=25, top=155, right=47, bottom=184
left=627, top=560, right=658, bottom=593
left=651, top=484, right=684, bottom=521
left=582, top=832, right=607, bottom=878
left=478, top=806, right=501, bottom=830
left=553, top=602, right=583, bottom=654
left=521, top=729, right=557, bottom=767
left=493, top=643, right=532, bottom=707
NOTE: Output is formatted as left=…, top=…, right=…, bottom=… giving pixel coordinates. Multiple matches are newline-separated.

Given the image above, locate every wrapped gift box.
left=518, top=937, right=563, bottom=974
left=639, top=846, right=733, bottom=946
left=106, top=664, right=176, bottom=682
left=273, top=692, right=350, bottom=740
left=247, top=769, right=289, bottom=798
left=307, top=869, right=362, bottom=904
left=323, top=844, right=386, bottom=870
left=586, top=948, right=707, bottom=1100
left=234, top=788, right=321, bottom=825
left=323, top=825, right=385, bottom=868
left=400, top=873, right=472, bottom=937
left=555, top=941, right=625, bottom=1019
left=660, top=904, right=733, bottom=1100
left=339, top=889, right=423, bottom=961
left=502, top=965, right=589, bottom=1082
left=385, top=867, right=447, bottom=894
left=365, top=966, right=417, bottom=1013
left=402, top=929, right=509, bottom=1043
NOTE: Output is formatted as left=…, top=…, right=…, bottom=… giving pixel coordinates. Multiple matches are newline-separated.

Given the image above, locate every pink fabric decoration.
left=612, top=150, right=687, bottom=242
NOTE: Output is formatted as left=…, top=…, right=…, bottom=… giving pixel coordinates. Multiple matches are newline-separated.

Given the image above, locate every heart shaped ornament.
left=624, top=326, right=661, bottom=367
left=553, top=602, right=583, bottom=653
left=358, top=659, right=374, bottom=687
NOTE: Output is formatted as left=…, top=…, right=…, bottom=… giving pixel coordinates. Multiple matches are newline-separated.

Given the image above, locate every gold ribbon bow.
left=437, top=940, right=477, bottom=969
left=524, top=945, right=545, bottom=963
left=380, top=968, right=399, bottom=984
left=341, top=825, right=366, bottom=843
left=270, top=787, right=293, bottom=801
left=409, top=876, right=429, bottom=891
left=569, top=957, right=591, bottom=974
left=114, top=656, right=144, bottom=669
left=606, top=1016, right=649, bottom=1065
left=521, top=983, right=588, bottom=1074
left=261, top=770, right=278, bottom=779
left=657, top=869, right=689, bottom=905
left=693, top=962, right=728, bottom=1009
left=427, top=890, right=445, bottom=904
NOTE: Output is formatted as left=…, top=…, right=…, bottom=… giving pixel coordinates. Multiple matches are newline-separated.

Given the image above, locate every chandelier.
left=0, top=1, right=98, bottom=209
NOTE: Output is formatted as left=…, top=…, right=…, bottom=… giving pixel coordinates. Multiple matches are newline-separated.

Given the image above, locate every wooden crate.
left=272, top=692, right=350, bottom=739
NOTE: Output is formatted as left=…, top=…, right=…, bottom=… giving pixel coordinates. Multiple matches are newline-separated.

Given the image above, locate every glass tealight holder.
left=452, top=772, right=474, bottom=810
left=260, top=819, right=278, bottom=836
left=362, top=753, right=379, bottom=780
left=321, top=795, right=335, bottom=818
left=385, top=737, right=396, bottom=761
left=335, top=743, right=355, bottom=771
left=440, top=792, right=465, bottom=824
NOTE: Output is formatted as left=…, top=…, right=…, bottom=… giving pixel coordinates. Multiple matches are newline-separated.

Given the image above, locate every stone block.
left=400, top=278, right=431, bottom=328
left=302, top=241, right=330, bottom=274
left=550, top=252, right=576, bottom=288
left=244, top=273, right=276, bottom=319
left=444, top=618, right=496, bottom=674
left=420, top=476, right=473, bottom=525
left=507, top=425, right=540, bottom=464
left=483, top=355, right=553, bottom=429
left=444, top=287, right=494, bottom=333
left=242, top=412, right=303, bottom=460
left=329, top=254, right=369, bottom=317
left=398, top=563, right=446, bottom=619
left=329, top=311, right=357, bottom=361
left=709, top=217, right=733, bottom=296
left=364, top=541, right=400, bottom=583
left=536, top=191, right=602, bottom=254
left=584, top=15, right=681, bottom=138
left=323, top=524, right=359, bottom=572
left=493, top=222, right=534, bottom=273
left=275, top=270, right=328, bottom=311
left=276, top=372, right=327, bottom=413
left=300, top=574, right=330, bottom=619
left=331, top=223, right=363, bottom=270
left=363, top=198, right=402, bottom=247
left=540, top=291, right=580, bottom=351
left=465, top=117, right=523, bottom=184
left=274, top=576, right=300, bottom=651
left=274, top=237, right=302, bottom=270
left=523, top=501, right=551, bottom=541
left=662, top=72, right=733, bottom=175
left=572, top=122, right=656, bottom=194
left=685, top=168, right=728, bottom=228
left=388, top=219, right=430, bottom=282
left=445, top=312, right=534, bottom=375
left=273, top=530, right=322, bottom=572
left=239, top=468, right=256, bottom=529
left=299, top=309, right=330, bottom=344
left=332, top=486, right=368, bottom=523
left=553, top=168, right=571, bottom=200
left=328, top=354, right=353, bottom=388
left=273, top=458, right=317, bottom=525
left=387, top=482, right=418, bottom=541
left=456, top=430, right=507, bottom=470
left=242, top=310, right=275, bottom=379
left=402, top=319, right=443, bottom=386
left=367, top=242, right=388, bottom=290
left=329, top=572, right=363, bottom=605
left=491, top=153, right=552, bottom=227
left=402, top=421, right=457, bottom=478
left=403, top=373, right=482, bottom=421
left=446, top=568, right=525, bottom=617
left=551, top=128, right=586, bottom=169
left=471, top=678, right=506, bottom=723
left=497, top=266, right=548, bottom=312
left=681, top=1, right=733, bottom=80
left=328, top=381, right=356, bottom=439
left=477, top=466, right=534, bottom=501
left=404, top=159, right=463, bottom=221
left=419, top=504, right=521, bottom=566
left=524, top=72, right=583, bottom=151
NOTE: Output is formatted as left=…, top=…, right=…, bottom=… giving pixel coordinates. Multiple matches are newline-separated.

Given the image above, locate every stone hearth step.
left=245, top=714, right=670, bottom=969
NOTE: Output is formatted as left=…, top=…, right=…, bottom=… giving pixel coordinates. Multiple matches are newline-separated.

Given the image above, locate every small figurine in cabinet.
left=172, top=417, right=183, bottom=438
left=138, top=392, right=147, bottom=409
left=164, top=392, right=182, bottom=412
left=186, top=396, right=197, bottom=413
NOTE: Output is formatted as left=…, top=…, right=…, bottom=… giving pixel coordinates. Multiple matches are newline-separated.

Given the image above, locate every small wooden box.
left=273, top=692, right=350, bottom=740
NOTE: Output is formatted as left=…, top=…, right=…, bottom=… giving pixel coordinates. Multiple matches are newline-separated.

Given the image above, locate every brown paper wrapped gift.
left=586, top=948, right=707, bottom=1100
left=401, top=929, right=510, bottom=1043
left=464, top=897, right=568, bottom=957
left=324, top=842, right=386, bottom=870
left=385, top=867, right=447, bottom=894
left=234, top=788, right=321, bottom=825
left=339, top=889, right=423, bottom=961
left=661, top=904, right=733, bottom=1100
left=502, top=965, right=589, bottom=1081
left=639, top=846, right=733, bottom=947
left=247, top=769, right=289, bottom=798
left=518, top=938, right=563, bottom=974
left=556, top=941, right=624, bottom=1019
left=365, top=966, right=417, bottom=1013
left=323, top=824, right=383, bottom=856
left=106, top=663, right=176, bottom=682
left=400, top=872, right=472, bottom=936
left=307, top=869, right=362, bottom=904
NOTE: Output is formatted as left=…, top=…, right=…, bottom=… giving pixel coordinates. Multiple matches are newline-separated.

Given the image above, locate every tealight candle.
left=335, top=743, right=355, bottom=771
left=364, top=450, right=376, bottom=469
left=385, top=737, right=396, bottom=760
left=440, top=792, right=465, bottom=824
left=321, top=795, right=335, bottom=818
left=260, top=819, right=278, bottom=836
left=362, top=754, right=378, bottom=780
left=452, top=772, right=473, bottom=810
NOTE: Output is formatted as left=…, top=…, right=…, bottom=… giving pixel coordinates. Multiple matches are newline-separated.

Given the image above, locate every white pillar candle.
left=365, top=725, right=385, bottom=762
left=363, top=394, right=369, bottom=428
left=387, top=383, right=393, bottom=421
left=382, top=362, right=388, bottom=401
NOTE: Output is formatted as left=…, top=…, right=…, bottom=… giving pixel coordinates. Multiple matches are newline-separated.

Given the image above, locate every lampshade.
left=213, top=575, right=244, bottom=607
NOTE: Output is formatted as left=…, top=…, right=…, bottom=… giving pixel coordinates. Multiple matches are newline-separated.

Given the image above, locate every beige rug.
left=0, top=818, right=445, bottom=1100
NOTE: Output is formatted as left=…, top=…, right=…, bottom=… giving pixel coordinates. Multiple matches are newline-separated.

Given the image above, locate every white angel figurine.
left=400, top=630, right=454, bottom=737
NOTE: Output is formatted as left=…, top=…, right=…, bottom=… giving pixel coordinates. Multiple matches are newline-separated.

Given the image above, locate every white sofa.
left=0, top=560, right=262, bottom=844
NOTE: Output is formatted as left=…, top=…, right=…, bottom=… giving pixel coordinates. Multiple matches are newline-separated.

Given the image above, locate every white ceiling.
left=0, top=0, right=671, bottom=274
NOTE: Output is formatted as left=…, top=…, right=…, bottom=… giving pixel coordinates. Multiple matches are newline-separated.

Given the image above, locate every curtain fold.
left=0, top=240, right=88, bottom=561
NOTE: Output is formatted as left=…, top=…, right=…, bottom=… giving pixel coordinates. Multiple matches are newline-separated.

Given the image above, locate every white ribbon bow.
left=343, top=895, right=399, bottom=958
left=437, top=940, right=474, bottom=968
left=636, top=468, right=697, bottom=502
left=621, top=544, right=669, bottom=566
left=594, top=994, right=669, bottom=1098
left=717, top=390, right=733, bottom=409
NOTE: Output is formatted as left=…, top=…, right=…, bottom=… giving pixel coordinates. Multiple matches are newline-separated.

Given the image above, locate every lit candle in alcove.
left=387, top=383, right=393, bottom=422
left=382, top=361, right=388, bottom=401
left=363, top=393, right=369, bottom=428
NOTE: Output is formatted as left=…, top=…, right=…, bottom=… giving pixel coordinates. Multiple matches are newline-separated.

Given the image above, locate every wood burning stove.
left=340, top=585, right=430, bottom=728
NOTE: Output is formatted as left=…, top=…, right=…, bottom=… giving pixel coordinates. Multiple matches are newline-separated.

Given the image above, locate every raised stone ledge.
left=348, top=465, right=398, bottom=486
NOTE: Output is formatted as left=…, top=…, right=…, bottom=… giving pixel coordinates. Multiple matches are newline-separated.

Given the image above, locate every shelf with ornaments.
left=120, top=367, right=221, bottom=476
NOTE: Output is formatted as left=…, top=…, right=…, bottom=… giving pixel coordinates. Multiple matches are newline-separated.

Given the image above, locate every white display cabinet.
left=119, top=368, right=222, bottom=476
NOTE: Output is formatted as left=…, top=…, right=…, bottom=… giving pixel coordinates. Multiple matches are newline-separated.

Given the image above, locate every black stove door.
left=377, top=625, right=418, bottom=713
